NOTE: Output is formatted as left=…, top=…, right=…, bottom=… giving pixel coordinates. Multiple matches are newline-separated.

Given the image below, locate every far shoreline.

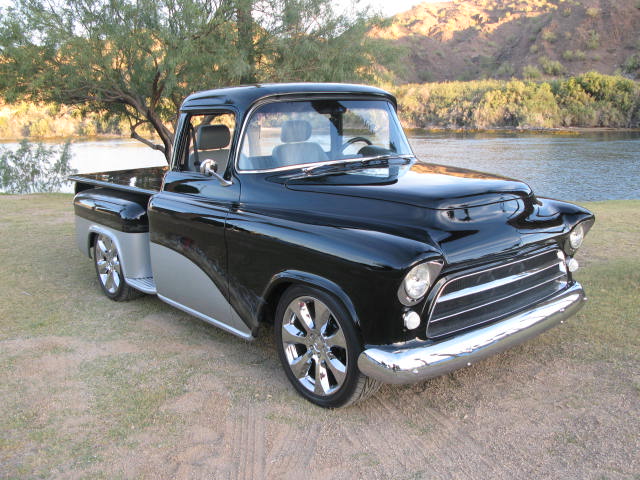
left=1, top=126, right=639, bottom=144
left=404, top=126, right=640, bottom=136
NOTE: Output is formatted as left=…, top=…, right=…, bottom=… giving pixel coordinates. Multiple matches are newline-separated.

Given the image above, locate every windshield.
left=238, top=99, right=412, bottom=171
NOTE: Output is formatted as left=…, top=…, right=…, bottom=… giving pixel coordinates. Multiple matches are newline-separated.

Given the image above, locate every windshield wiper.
left=297, top=154, right=414, bottom=178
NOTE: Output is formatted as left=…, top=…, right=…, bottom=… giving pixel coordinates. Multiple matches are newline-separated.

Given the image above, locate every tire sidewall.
left=274, top=285, right=363, bottom=408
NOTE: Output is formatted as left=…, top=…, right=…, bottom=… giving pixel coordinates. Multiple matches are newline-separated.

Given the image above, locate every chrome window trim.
left=231, top=95, right=415, bottom=174
left=172, top=109, right=239, bottom=178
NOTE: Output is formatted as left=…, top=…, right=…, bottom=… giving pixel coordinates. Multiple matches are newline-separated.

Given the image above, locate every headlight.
left=569, top=223, right=585, bottom=250
left=398, top=261, right=443, bottom=306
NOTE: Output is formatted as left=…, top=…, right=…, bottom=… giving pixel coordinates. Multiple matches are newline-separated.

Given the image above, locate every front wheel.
left=274, top=285, right=381, bottom=408
left=93, top=234, right=141, bottom=301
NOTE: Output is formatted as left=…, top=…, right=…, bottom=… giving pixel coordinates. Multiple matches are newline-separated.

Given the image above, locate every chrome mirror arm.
left=200, top=159, right=233, bottom=187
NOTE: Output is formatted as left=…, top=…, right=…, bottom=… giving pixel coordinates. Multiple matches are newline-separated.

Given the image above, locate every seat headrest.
left=197, top=125, right=231, bottom=150
left=280, top=120, right=312, bottom=143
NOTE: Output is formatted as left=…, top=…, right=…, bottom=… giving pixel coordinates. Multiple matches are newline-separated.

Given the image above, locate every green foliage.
left=622, top=54, right=640, bottom=78
left=562, top=49, right=586, bottom=62
left=586, top=30, right=600, bottom=50
left=585, top=7, right=600, bottom=18
left=539, top=56, right=565, bottom=76
left=554, top=72, right=640, bottom=127
left=473, top=80, right=559, bottom=128
left=523, top=65, right=543, bottom=80
left=0, top=140, right=76, bottom=194
left=0, top=101, right=130, bottom=139
left=0, top=0, right=395, bottom=159
left=496, top=62, right=515, bottom=77
left=541, top=29, right=557, bottom=43
left=393, top=73, right=640, bottom=129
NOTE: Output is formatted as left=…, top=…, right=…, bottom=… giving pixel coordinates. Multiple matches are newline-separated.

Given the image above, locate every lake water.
left=409, top=131, right=640, bottom=202
left=2, top=132, right=639, bottom=201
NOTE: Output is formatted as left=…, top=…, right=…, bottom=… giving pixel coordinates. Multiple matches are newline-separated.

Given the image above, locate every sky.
left=361, top=0, right=451, bottom=17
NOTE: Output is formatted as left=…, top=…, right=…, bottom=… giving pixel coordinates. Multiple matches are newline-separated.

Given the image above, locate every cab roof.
left=180, top=83, right=396, bottom=112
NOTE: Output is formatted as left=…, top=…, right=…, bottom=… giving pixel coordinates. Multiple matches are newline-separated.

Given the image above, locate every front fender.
left=261, top=270, right=361, bottom=327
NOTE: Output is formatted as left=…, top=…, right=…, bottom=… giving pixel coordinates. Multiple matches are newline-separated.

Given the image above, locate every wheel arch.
left=259, top=270, right=361, bottom=328
left=88, top=231, right=98, bottom=259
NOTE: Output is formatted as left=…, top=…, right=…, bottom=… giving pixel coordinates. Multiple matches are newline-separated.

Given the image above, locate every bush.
left=586, top=30, right=600, bottom=50
left=563, top=50, right=586, bottom=61
left=539, top=56, right=565, bottom=76
left=541, top=30, right=557, bottom=43
left=585, top=7, right=600, bottom=18
left=523, top=65, right=543, bottom=80
left=392, top=73, right=640, bottom=130
left=0, top=140, right=76, bottom=194
left=473, top=80, right=560, bottom=128
left=554, top=72, right=640, bottom=127
left=622, top=54, right=640, bottom=77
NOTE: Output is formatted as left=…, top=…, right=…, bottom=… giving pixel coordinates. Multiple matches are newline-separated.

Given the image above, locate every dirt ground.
left=1, top=195, right=638, bottom=479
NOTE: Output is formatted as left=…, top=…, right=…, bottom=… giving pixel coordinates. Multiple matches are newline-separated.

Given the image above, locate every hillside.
left=374, top=0, right=640, bottom=82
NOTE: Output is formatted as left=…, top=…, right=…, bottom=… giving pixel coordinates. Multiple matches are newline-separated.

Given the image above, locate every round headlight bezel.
left=398, top=260, right=443, bottom=306
left=569, top=223, right=585, bottom=250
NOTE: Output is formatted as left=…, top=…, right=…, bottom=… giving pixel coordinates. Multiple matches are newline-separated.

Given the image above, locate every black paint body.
left=71, top=83, right=594, bottom=346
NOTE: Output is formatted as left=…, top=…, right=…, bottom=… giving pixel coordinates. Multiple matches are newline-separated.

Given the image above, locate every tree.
left=0, top=0, right=395, bottom=161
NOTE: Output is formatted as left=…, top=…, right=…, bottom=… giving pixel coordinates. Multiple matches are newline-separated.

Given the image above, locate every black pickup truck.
left=71, top=83, right=594, bottom=408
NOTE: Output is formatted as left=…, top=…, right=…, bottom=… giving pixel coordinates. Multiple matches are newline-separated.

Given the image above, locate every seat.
left=190, top=124, right=231, bottom=173
left=272, top=120, right=327, bottom=167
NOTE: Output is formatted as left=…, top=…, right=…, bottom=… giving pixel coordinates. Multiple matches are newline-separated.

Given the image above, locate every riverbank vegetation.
left=392, top=72, right=640, bottom=130
left=2, top=72, right=638, bottom=140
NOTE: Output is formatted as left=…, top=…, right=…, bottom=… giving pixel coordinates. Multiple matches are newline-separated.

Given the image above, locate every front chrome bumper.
left=357, top=282, right=586, bottom=384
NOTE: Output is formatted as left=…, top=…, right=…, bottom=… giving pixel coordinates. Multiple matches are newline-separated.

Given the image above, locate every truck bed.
left=69, top=166, right=167, bottom=195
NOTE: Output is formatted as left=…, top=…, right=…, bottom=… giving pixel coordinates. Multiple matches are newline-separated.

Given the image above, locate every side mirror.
left=200, top=158, right=218, bottom=175
left=199, top=159, right=232, bottom=187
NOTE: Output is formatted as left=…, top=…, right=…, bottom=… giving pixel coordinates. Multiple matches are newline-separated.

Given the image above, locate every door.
left=147, top=111, right=252, bottom=338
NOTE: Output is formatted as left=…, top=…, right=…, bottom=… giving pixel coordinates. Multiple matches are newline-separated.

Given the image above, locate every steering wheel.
left=340, top=136, right=372, bottom=153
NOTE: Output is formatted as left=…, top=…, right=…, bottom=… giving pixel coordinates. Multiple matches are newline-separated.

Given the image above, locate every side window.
left=179, top=112, right=235, bottom=175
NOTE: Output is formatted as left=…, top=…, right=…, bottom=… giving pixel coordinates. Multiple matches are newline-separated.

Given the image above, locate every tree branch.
left=130, top=121, right=165, bottom=153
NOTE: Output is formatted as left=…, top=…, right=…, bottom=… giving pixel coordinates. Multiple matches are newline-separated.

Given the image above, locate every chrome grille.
left=427, top=249, right=568, bottom=339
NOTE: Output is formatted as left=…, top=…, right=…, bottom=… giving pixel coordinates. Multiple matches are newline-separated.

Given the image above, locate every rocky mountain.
left=373, top=0, right=640, bottom=82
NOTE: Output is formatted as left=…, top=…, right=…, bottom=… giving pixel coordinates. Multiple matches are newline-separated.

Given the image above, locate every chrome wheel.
left=281, top=296, right=348, bottom=396
left=94, top=234, right=122, bottom=295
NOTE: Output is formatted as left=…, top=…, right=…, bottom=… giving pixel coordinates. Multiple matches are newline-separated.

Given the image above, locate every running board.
left=126, top=276, right=157, bottom=294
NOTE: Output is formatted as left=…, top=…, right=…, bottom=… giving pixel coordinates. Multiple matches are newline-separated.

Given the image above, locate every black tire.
left=93, top=234, right=141, bottom=302
left=274, top=285, right=381, bottom=408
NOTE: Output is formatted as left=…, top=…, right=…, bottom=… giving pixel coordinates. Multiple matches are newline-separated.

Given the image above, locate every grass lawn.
left=0, top=194, right=638, bottom=479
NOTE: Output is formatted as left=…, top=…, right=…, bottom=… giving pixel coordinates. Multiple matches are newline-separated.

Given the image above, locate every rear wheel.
left=274, top=285, right=381, bottom=408
left=93, top=234, right=140, bottom=301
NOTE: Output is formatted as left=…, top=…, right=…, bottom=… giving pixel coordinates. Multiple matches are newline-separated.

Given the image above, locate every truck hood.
left=273, top=160, right=567, bottom=266
left=283, top=161, right=534, bottom=210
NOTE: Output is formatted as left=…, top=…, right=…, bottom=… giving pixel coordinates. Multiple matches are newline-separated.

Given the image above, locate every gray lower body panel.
left=75, top=216, right=153, bottom=280
left=75, top=216, right=251, bottom=339
left=150, top=242, right=252, bottom=339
